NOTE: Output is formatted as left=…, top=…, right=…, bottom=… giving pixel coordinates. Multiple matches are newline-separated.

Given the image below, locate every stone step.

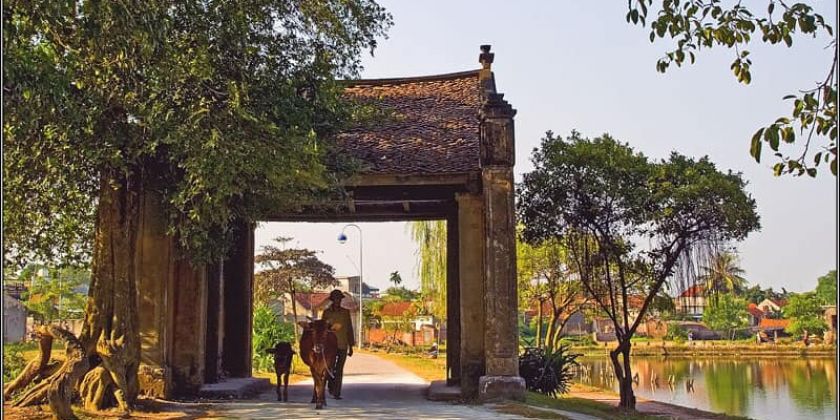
left=198, top=377, right=272, bottom=399
left=427, top=379, right=462, bottom=401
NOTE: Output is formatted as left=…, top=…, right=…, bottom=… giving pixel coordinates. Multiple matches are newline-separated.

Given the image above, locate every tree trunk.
left=609, top=339, right=636, bottom=410
left=15, top=169, right=143, bottom=418
left=4, top=327, right=54, bottom=399
left=536, top=298, right=544, bottom=349
left=290, top=281, right=299, bottom=345
left=545, top=311, right=561, bottom=351
left=76, top=168, right=141, bottom=412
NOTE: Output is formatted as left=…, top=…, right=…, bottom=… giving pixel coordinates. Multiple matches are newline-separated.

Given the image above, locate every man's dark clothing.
left=328, top=348, right=348, bottom=397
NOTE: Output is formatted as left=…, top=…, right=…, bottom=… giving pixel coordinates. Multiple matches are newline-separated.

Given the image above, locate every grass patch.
left=493, top=401, right=570, bottom=419
left=525, top=392, right=661, bottom=420
left=359, top=348, right=446, bottom=382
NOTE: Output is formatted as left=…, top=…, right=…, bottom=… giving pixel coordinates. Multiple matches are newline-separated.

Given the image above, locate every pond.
left=574, top=356, right=836, bottom=420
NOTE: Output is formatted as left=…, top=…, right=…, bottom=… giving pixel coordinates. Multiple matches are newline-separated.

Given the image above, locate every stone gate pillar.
left=477, top=45, right=525, bottom=401
left=456, top=193, right=486, bottom=398
left=222, top=221, right=255, bottom=377
left=446, top=212, right=461, bottom=386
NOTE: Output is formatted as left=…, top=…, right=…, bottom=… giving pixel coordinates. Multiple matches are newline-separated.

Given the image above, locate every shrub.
left=3, top=343, right=27, bottom=384
left=518, top=345, right=579, bottom=397
left=559, top=335, right=596, bottom=347
left=665, top=323, right=688, bottom=342
left=252, top=304, right=294, bottom=373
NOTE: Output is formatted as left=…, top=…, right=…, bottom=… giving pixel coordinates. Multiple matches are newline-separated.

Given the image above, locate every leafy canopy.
left=814, top=270, right=837, bottom=305
left=19, top=264, right=90, bottom=324
left=703, top=294, right=749, bottom=337
left=252, top=303, right=295, bottom=372
left=409, top=221, right=447, bottom=320
left=627, top=1, right=836, bottom=177
left=254, top=237, right=337, bottom=305
left=783, top=292, right=827, bottom=335
left=700, top=252, right=747, bottom=298
left=3, top=0, right=392, bottom=267
left=518, top=131, right=760, bottom=340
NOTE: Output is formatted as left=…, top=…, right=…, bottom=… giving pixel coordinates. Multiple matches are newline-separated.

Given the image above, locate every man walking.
left=321, top=289, right=354, bottom=399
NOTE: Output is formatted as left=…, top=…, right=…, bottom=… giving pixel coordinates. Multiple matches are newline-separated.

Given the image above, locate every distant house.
left=591, top=294, right=663, bottom=341
left=3, top=293, right=27, bottom=343
left=3, top=282, right=27, bottom=300
left=674, top=284, right=706, bottom=320
left=676, top=321, right=719, bottom=340
left=523, top=298, right=591, bottom=337
left=824, top=305, right=836, bottom=341
left=757, top=298, right=787, bottom=314
left=758, top=318, right=790, bottom=335
left=378, top=301, right=434, bottom=331
left=272, top=291, right=359, bottom=327
left=334, top=276, right=379, bottom=299
left=747, top=303, right=765, bottom=327
left=368, top=300, right=436, bottom=346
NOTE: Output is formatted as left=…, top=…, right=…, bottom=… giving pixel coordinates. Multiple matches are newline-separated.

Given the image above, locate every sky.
left=256, top=1, right=838, bottom=295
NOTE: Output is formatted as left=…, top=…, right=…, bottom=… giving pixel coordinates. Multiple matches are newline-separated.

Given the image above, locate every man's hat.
left=329, top=289, right=344, bottom=300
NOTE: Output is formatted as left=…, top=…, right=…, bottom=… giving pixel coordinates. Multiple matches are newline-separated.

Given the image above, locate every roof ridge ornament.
left=479, top=45, right=494, bottom=70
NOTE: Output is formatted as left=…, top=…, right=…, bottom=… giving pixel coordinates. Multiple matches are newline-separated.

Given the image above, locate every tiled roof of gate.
left=338, top=70, right=482, bottom=174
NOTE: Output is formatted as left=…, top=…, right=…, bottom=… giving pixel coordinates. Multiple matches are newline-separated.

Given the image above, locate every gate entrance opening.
left=134, top=45, right=524, bottom=401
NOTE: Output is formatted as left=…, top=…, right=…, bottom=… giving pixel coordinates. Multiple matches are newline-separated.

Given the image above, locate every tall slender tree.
left=518, top=236, right=588, bottom=351
left=3, top=1, right=390, bottom=416
left=409, top=221, right=447, bottom=320
left=701, top=252, right=748, bottom=300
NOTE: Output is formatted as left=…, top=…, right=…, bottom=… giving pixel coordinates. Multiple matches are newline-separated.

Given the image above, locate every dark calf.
left=266, top=342, right=295, bottom=402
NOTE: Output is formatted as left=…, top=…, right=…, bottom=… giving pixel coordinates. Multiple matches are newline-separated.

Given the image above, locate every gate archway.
left=134, top=45, right=524, bottom=401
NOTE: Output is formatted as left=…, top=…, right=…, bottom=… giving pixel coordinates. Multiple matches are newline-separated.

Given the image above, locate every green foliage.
left=743, top=284, right=789, bottom=305
left=701, top=252, right=747, bottom=299
left=518, top=131, right=760, bottom=407
left=814, top=270, right=837, bottom=305
left=517, top=235, right=588, bottom=351
left=518, top=346, right=579, bottom=397
left=382, top=286, right=420, bottom=301
left=518, top=131, right=760, bottom=341
left=409, top=221, right=447, bottom=320
left=19, top=264, right=89, bottom=323
left=389, top=271, right=403, bottom=287
left=252, top=304, right=295, bottom=373
left=784, top=292, right=827, bottom=335
left=627, top=1, right=836, bottom=177
left=254, top=237, right=337, bottom=307
left=3, top=343, right=27, bottom=384
left=665, top=323, right=689, bottom=342
left=3, top=0, right=392, bottom=268
left=703, top=295, right=749, bottom=339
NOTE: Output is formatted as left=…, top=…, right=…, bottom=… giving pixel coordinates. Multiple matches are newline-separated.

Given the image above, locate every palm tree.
left=701, top=252, right=747, bottom=300
left=389, top=271, right=403, bottom=287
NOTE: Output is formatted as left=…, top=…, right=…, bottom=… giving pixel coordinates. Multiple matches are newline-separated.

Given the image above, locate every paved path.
left=205, top=353, right=525, bottom=419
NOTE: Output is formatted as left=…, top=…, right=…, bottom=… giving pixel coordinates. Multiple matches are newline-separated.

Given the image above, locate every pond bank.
left=571, top=341, right=835, bottom=357
left=559, top=384, right=748, bottom=420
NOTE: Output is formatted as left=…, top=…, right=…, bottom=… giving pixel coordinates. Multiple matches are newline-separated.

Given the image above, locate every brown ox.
left=265, top=342, right=294, bottom=402
left=298, top=319, right=340, bottom=409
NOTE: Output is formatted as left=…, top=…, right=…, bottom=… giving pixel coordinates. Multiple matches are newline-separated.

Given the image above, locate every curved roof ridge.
left=342, top=69, right=481, bottom=87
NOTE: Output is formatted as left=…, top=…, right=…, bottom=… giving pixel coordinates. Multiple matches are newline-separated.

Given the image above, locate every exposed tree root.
left=11, top=326, right=89, bottom=420
left=4, top=327, right=53, bottom=399
left=79, top=366, right=115, bottom=411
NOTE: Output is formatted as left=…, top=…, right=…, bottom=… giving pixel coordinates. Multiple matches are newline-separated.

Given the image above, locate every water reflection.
left=574, top=357, right=836, bottom=420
